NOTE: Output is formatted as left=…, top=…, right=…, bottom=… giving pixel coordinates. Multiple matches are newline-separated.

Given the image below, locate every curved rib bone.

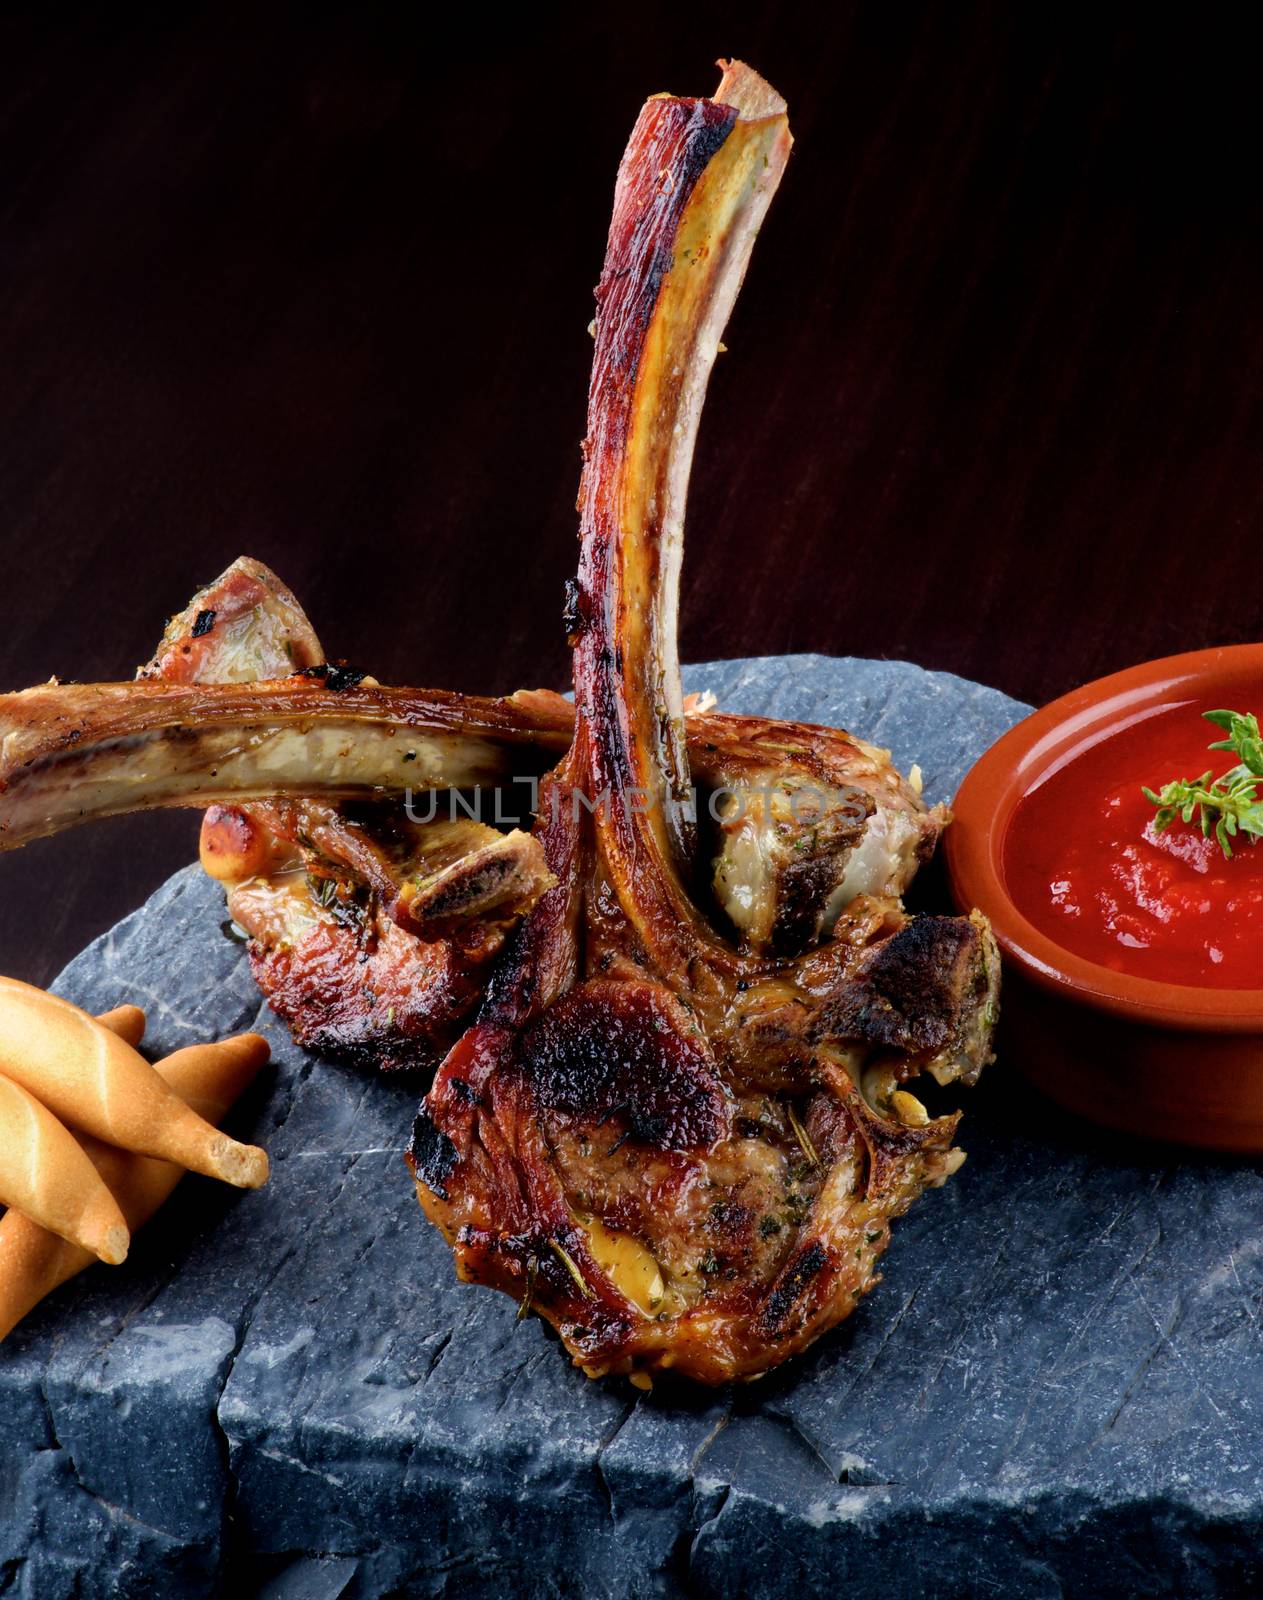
left=0, top=679, right=941, bottom=943
left=0, top=679, right=572, bottom=850
left=572, top=59, right=793, bottom=976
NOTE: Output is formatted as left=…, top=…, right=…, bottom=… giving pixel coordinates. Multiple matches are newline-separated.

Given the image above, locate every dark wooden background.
left=1, top=3, right=1259, bottom=985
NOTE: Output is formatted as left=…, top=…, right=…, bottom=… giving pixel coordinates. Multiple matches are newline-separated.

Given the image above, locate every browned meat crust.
left=135, top=560, right=554, bottom=1073
left=138, top=556, right=326, bottom=683
left=0, top=63, right=1002, bottom=1388
left=410, top=63, right=1001, bottom=1386
left=246, top=905, right=487, bottom=1077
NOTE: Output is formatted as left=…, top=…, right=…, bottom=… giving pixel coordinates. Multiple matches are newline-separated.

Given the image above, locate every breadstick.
left=0, top=1075, right=130, bottom=1266
left=0, top=977, right=268, bottom=1188
left=0, top=1027, right=270, bottom=1341
left=94, top=1004, right=146, bottom=1049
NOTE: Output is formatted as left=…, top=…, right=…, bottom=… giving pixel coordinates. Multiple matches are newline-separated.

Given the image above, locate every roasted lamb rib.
left=411, top=60, right=998, bottom=1384
left=147, top=556, right=558, bottom=1074
left=0, top=560, right=946, bottom=1078
left=0, top=61, right=999, bottom=1384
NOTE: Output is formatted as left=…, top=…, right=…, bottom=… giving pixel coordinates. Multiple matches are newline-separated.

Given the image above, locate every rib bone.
left=0, top=679, right=571, bottom=850
left=0, top=680, right=941, bottom=950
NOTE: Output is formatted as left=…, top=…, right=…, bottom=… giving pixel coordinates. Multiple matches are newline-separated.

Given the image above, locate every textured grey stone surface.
left=3, top=655, right=1261, bottom=1599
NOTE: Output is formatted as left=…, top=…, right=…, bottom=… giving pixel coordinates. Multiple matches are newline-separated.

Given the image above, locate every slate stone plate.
left=3, top=655, right=1261, bottom=1600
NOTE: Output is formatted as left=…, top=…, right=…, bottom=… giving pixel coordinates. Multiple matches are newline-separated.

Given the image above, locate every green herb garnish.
left=306, top=873, right=339, bottom=909
left=517, top=1254, right=539, bottom=1322
left=1143, top=709, right=1263, bottom=859
left=548, top=1239, right=594, bottom=1300
left=785, top=1102, right=820, bottom=1168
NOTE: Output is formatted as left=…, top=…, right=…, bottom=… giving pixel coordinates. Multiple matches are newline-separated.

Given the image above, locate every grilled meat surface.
left=140, top=561, right=556, bottom=1075
left=0, top=61, right=1001, bottom=1384
left=411, top=61, right=1000, bottom=1384
left=138, top=555, right=327, bottom=683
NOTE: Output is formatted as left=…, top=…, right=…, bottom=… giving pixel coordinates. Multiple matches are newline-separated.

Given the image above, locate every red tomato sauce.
left=1004, top=695, right=1263, bottom=989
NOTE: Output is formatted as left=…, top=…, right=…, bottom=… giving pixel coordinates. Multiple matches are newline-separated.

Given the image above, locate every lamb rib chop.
left=0, top=550, right=945, bottom=1080
left=0, top=60, right=999, bottom=1384
left=409, top=61, right=999, bottom=1385
left=0, top=605, right=949, bottom=1079
left=140, top=558, right=559, bottom=1073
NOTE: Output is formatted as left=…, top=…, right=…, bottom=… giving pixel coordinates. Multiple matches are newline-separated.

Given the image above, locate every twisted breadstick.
left=0, top=1016, right=271, bottom=1340
left=0, top=977, right=268, bottom=1187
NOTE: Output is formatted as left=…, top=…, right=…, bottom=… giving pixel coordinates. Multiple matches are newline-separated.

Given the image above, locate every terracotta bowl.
left=944, top=644, right=1263, bottom=1151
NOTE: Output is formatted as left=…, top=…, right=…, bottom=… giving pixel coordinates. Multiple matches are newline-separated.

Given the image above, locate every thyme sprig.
left=1143, top=709, right=1263, bottom=860
left=785, top=1101, right=820, bottom=1168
